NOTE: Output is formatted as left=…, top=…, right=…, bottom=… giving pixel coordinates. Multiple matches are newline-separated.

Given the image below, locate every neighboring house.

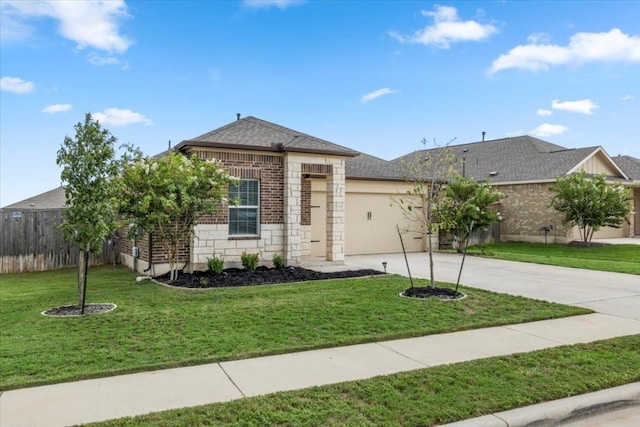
left=394, top=136, right=640, bottom=243
left=1, top=186, right=67, bottom=211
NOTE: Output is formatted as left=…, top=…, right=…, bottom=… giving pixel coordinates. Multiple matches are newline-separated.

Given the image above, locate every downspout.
left=144, top=233, right=153, bottom=273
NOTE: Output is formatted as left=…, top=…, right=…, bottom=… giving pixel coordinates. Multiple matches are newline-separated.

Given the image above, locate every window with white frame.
left=228, top=179, right=259, bottom=235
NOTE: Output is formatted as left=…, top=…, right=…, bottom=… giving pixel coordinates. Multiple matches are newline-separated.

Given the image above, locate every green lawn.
left=89, top=334, right=640, bottom=427
left=0, top=266, right=589, bottom=390
left=467, top=242, right=640, bottom=274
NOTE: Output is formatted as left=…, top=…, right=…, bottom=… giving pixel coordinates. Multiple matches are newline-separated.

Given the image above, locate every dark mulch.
left=401, top=286, right=464, bottom=300
left=43, top=303, right=116, bottom=317
left=156, top=266, right=384, bottom=288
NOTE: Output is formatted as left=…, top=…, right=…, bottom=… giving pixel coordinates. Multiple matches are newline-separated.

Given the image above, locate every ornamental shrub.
left=207, top=256, right=224, bottom=275
left=241, top=252, right=259, bottom=271
left=272, top=253, right=284, bottom=268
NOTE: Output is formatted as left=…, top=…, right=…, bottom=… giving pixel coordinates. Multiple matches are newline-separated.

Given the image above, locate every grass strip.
left=89, top=334, right=640, bottom=426
left=466, top=243, right=640, bottom=274
left=0, top=266, right=589, bottom=390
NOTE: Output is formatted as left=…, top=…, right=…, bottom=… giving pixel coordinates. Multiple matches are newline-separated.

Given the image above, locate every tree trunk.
left=427, top=230, right=435, bottom=288
left=78, top=245, right=89, bottom=314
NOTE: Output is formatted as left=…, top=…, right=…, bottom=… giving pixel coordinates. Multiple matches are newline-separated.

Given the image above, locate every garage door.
left=345, top=192, right=423, bottom=255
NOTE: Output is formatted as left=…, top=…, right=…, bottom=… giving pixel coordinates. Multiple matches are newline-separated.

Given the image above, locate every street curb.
left=439, top=382, right=640, bottom=427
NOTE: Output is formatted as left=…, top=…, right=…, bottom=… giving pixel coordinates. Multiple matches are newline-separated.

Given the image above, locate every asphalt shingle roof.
left=613, top=155, right=640, bottom=181
left=391, top=136, right=620, bottom=183
left=2, top=186, right=66, bottom=210
left=346, top=153, right=407, bottom=180
left=176, top=116, right=359, bottom=157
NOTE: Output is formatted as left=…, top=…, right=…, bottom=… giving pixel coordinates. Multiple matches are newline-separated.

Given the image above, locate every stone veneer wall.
left=497, top=182, right=572, bottom=243
left=191, top=223, right=284, bottom=270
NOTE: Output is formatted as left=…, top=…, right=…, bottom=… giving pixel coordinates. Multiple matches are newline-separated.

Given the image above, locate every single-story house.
left=118, top=116, right=639, bottom=275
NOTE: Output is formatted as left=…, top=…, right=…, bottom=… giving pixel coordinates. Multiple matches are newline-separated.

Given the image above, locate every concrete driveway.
left=345, top=251, right=640, bottom=320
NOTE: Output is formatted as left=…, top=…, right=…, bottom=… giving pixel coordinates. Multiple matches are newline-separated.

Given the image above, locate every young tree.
left=56, top=113, right=136, bottom=314
left=118, top=151, right=238, bottom=281
left=396, top=139, right=457, bottom=288
left=549, top=170, right=631, bottom=247
left=438, top=176, right=503, bottom=253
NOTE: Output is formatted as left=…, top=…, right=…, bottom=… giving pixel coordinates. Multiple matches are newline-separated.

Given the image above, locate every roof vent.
left=236, top=113, right=241, bottom=121
left=489, top=171, right=498, bottom=177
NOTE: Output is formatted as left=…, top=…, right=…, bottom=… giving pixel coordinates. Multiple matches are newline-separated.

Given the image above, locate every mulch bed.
left=401, top=286, right=464, bottom=300
left=156, top=266, right=384, bottom=288
left=42, top=303, right=116, bottom=317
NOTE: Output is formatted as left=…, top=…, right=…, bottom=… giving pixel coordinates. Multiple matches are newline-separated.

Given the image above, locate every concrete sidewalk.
left=2, top=313, right=640, bottom=427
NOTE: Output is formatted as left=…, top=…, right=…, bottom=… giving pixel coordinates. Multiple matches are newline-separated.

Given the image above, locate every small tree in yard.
left=118, top=151, right=238, bottom=282
left=396, top=139, right=457, bottom=288
left=550, top=170, right=631, bottom=247
left=438, top=176, right=503, bottom=253
left=56, top=113, right=138, bottom=314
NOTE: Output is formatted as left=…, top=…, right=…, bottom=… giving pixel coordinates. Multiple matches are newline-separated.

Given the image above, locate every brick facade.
left=194, top=150, right=285, bottom=225
left=497, top=182, right=572, bottom=243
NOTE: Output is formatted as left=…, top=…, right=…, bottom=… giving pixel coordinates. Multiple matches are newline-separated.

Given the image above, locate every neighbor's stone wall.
left=498, top=182, right=572, bottom=243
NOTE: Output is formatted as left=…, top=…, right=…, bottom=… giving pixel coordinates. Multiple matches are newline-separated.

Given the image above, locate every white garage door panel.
left=346, top=193, right=423, bottom=255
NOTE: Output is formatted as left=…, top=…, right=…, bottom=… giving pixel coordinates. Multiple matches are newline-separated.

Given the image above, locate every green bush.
left=272, top=253, right=284, bottom=268
left=207, top=256, right=224, bottom=275
left=241, top=252, right=259, bottom=271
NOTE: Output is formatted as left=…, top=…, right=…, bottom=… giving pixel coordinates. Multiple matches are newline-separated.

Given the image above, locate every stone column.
left=326, top=159, right=346, bottom=261
left=283, top=155, right=302, bottom=265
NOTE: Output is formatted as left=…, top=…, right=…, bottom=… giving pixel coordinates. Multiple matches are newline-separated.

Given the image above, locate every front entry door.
left=310, top=191, right=326, bottom=258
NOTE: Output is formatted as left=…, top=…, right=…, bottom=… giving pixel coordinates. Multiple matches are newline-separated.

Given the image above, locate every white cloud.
left=88, top=52, right=125, bottom=67
left=360, top=88, right=397, bottom=104
left=1, top=0, right=131, bottom=53
left=530, top=123, right=568, bottom=138
left=622, top=94, right=634, bottom=101
left=490, top=28, right=640, bottom=73
left=551, top=99, right=597, bottom=115
left=243, top=0, right=305, bottom=9
left=42, top=104, right=72, bottom=113
left=536, top=108, right=553, bottom=116
left=0, top=76, right=35, bottom=94
left=93, top=108, right=153, bottom=126
left=527, top=32, right=552, bottom=44
left=389, top=5, right=497, bottom=48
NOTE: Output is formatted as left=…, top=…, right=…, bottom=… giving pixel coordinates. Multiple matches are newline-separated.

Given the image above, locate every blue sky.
left=1, top=0, right=639, bottom=206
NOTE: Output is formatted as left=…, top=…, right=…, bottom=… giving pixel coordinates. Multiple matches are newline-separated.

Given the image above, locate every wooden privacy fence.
left=0, top=210, right=120, bottom=274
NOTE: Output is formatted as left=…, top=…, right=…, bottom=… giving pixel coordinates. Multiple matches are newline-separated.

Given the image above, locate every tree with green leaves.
left=438, top=176, right=503, bottom=253
left=118, top=151, right=238, bottom=281
left=396, top=139, right=457, bottom=288
left=549, top=170, right=631, bottom=247
left=56, top=113, right=138, bottom=314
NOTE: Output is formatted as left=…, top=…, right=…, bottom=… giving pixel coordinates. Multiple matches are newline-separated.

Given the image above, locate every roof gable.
left=176, top=116, right=359, bottom=157
left=567, top=147, right=629, bottom=180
